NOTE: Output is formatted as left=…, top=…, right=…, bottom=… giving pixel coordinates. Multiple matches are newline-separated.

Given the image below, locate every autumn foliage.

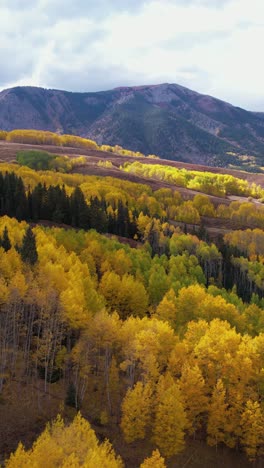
left=0, top=153, right=263, bottom=465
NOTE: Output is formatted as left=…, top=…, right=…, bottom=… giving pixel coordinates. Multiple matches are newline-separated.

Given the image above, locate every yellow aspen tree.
left=111, top=249, right=132, bottom=276
left=223, top=391, right=244, bottom=449
left=167, top=340, right=190, bottom=378
left=193, top=319, right=241, bottom=391
left=207, top=379, right=228, bottom=449
left=118, top=274, right=149, bottom=319
left=135, top=329, right=160, bottom=382
left=120, top=381, right=153, bottom=443
left=140, top=449, right=166, bottom=468
left=174, top=284, right=207, bottom=330
left=99, top=271, right=122, bottom=313
left=6, top=413, right=123, bottom=468
left=75, top=311, right=122, bottom=411
left=61, top=453, right=80, bottom=467
left=137, top=212, right=151, bottom=238
left=240, top=400, right=264, bottom=461
left=152, top=373, right=188, bottom=457
left=179, top=364, right=208, bottom=435
left=148, top=264, right=169, bottom=306
left=5, top=443, right=31, bottom=467
left=155, top=289, right=177, bottom=324
left=134, top=319, right=176, bottom=382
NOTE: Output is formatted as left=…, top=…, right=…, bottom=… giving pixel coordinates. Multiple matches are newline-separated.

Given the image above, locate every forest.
left=121, top=161, right=264, bottom=198
left=0, top=144, right=263, bottom=467
left=0, top=129, right=159, bottom=160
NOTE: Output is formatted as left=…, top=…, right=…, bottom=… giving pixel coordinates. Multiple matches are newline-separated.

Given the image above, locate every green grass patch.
left=16, top=150, right=71, bottom=172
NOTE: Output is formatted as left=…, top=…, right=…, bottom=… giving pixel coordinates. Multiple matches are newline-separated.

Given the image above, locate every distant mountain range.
left=1, top=83, right=264, bottom=168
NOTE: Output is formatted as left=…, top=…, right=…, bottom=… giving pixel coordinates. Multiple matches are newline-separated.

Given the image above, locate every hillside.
left=1, top=138, right=264, bottom=200
left=0, top=138, right=264, bottom=466
left=1, top=84, right=264, bottom=168
left=2, top=137, right=264, bottom=241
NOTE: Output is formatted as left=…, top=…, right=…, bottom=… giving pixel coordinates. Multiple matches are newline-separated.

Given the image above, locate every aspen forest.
left=0, top=135, right=263, bottom=467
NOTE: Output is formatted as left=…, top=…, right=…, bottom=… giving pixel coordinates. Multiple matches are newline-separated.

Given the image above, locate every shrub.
left=0, top=130, right=7, bottom=140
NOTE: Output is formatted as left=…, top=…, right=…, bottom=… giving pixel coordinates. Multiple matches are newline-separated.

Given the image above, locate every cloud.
left=160, top=30, right=232, bottom=51
left=42, top=64, right=143, bottom=92
left=0, top=0, right=264, bottom=110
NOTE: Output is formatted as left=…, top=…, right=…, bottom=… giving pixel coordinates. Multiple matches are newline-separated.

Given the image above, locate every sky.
left=0, top=0, right=264, bottom=110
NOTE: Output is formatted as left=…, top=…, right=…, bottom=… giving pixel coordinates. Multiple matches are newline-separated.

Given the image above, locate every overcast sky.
left=1, top=0, right=264, bottom=110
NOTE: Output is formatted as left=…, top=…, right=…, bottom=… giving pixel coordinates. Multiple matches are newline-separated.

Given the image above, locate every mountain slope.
left=1, top=83, right=264, bottom=167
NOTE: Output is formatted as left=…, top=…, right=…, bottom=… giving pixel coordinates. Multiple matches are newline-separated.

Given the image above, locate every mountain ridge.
left=1, top=83, right=264, bottom=167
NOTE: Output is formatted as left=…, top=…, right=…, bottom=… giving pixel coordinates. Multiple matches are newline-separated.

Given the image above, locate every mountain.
left=1, top=83, right=264, bottom=167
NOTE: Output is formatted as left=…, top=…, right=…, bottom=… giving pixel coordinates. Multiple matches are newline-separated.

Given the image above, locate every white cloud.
left=0, top=0, right=264, bottom=109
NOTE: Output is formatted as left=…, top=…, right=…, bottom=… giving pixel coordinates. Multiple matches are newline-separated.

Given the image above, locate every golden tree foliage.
left=100, top=271, right=148, bottom=319
left=155, top=289, right=177, bottom=324
left=240, top=400, right=264, bottom=461
left=152, top=373, right=188, bottom=457
left=6, top=129, right=98, bottom=150
left=140, top=450, right=166, bottom=468
left=207, top=379, right=228, bottom=448
left=0, top=180, right=263, bottom=465
left=179, top=364, right=208, bottom=434
left=0, top=130, right=7, bottom=140
left=122, top=161, right=263, bottom=198
left=121, top=381, right=153, bottom=443
left=6, top=413, right=123, bottom=468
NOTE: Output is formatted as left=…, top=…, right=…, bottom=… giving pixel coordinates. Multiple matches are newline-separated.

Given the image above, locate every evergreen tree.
left=197, top=222, right=207, bottom=240
left=128, top=210, right=138, bottom=239
left=31, top=183, right=43, bottom=221
left=144, top=219, right=160, bottom=256
left=1, top=226, right=11, bottom=252
left=15, top=176, right=28, bottom=220
left=108, top=207, right=116, bottom=234
left=89, top=196, right=107, bottom=232
left=65, top=382, right=78, bottom=409
left=70, top=187, right=90, bottom=229
left=20, top=226, right=38, bottom=265
left=117, top=200, right=129, bottom=237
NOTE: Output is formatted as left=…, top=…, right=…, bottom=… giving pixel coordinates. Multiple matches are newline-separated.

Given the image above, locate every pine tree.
left=20, top=226, right=38, bottom=265
left=15, top=176, right=28, bottom=220
left=1, top=226, right=11, bottom=252
left=144, top=219, right=160, bottom=256
left=65, top=382, right=77, bottom=408
left=90, top=196, right=107, bottom=232
left=31, top=183, right=43, bottom=221
left=70, top=187, right=89, bottom=229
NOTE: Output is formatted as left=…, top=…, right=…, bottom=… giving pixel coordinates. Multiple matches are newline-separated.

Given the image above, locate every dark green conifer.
left=1, top=226, right=11, bottom=252
left=65, top=382, right=78, bottom=408
left=20, top=226, right=38, bottom=265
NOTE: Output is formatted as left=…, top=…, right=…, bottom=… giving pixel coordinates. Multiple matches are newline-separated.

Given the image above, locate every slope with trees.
left=0, top=150, right=263, bottom=466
